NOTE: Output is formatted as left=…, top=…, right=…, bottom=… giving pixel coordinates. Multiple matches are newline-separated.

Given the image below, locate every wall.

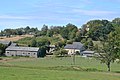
left=5, top=50, right=39, bottom=58
left=65, top=49, right=80, bottom=55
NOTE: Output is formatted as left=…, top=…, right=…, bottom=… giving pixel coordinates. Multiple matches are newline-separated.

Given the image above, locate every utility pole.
left=72, top=48, right=75, bottom=65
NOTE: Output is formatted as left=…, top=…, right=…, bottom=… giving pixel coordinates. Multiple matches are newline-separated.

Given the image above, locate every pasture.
left=0, top=56, right=120, bottom=80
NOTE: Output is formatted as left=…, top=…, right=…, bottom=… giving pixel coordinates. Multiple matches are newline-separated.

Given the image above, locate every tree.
left=112, top=18, right=120, bottom=25
left=53, top=49, right=68, bottom=57
left=95, top=32, right=120, bottom=71
left=60, top=28, right=69, bottom=39
left=30, top=39, right=37, bottom=47
left=74, top=31, right=82, bottom=42
left=87, top=38, right=94, bottom=50
left=0, top=43, right=6, bottom=56
left=82, top=20, right=114, bottom=41
left=46, top=30, right=53, bottom=37
left=16, top=29, right=23, bottom=35
left=69, top=31, right=76, bottom=40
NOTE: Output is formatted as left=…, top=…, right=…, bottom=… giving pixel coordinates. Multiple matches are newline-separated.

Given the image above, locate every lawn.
left=0, top=56, right=120, bottom=80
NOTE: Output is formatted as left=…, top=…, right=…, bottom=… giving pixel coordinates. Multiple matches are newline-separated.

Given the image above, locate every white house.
left=5, top=46, right=40, bottom=58
left=64, top=42, right=85, bottom=55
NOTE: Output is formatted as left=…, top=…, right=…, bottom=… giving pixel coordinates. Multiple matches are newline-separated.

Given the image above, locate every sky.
left=0, top=0, right=120, bottom=30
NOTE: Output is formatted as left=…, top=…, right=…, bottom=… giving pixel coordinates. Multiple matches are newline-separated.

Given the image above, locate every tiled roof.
left=81, top=51, right=94, bottom=54
left=64, top=44, right=74, bottom=49
left=6, top=46, right=40, bottom=52
left=64, top=42, right=83, bottom=49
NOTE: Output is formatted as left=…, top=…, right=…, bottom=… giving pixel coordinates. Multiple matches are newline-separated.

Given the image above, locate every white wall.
left=65, top=49, right=80, bottom=55
left=5, top=50, right=38, bottom=58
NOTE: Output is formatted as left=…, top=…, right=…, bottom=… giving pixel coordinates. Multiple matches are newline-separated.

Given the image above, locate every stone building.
left=5, top=46, right=40, bottom=58
left=64, top=42, right=85, bottom=55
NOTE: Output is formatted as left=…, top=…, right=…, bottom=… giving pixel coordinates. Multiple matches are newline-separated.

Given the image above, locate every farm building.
left=5, top=46, right=40, bottom=58
left=81, top=50, right=94, bottom=57
left=64, top=42, right=85, bottom=55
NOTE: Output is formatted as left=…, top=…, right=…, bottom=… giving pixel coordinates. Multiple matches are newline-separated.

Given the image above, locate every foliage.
left=0, top=43, right=6, bottom=56
left=94, top=32, right=120, bottom=71
left=53, top=49, right=68, bottom=57
left=1, top=18, right=120, bottom=59
left=0, top=26, right=38, bottom=37
left=87, top=38, right=94, bottom=50
left=81, top=20, right=114, bottom=40
left=30, top=38, right=37, bottom=47
left=16, top=37, right=33, bottom=45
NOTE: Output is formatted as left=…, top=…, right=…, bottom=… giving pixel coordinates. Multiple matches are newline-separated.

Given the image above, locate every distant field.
left=0, top=57, right=120, bottom=80
left=0, top=35, right=33, bottom=41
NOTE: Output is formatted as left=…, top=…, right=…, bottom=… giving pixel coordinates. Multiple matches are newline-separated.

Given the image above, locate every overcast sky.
left=0, top=0, right=120, bottom=30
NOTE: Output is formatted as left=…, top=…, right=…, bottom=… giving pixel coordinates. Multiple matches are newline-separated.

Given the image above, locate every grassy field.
left=0, top=56, right=120, bottom=80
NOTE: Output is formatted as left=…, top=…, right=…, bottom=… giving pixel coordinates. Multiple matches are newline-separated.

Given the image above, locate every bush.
left=53, top=49, right=68, bottom=57
left=0, top=58, right=3, bottom=60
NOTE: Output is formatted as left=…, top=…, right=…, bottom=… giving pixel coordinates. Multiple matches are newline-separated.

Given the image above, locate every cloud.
left=0, top=15, right=32, bottom=20
left=73, top=9, right=118, bottom=16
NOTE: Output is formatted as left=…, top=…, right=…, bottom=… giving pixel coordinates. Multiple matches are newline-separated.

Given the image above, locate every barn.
left=5, top=46, right=40, bottom=58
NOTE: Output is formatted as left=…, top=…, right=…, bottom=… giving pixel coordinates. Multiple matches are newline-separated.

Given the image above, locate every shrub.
left=53, top=49, right=68, bottom=57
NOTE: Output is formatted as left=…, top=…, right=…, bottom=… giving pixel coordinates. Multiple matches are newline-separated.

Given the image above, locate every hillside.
left=0, top=35, right=33, bottom=41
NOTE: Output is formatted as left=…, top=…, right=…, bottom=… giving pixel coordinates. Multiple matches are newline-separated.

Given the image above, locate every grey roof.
left=64, top=44, right=74, bottom=49
left=73, top=42, right=83, bottom=49
left=6, top=46, right=39, bottom=52
left=64, top=42, right=83, bottom=49
left=10, top=43, right=17, bottom=46
left=0, top=41, right=11, bottom=45
left=81, top=51, right=94, bottom=54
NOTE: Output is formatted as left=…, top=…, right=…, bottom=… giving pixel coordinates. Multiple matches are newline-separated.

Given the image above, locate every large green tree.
left=95, top=32, right=120, bottom=71
left=82, top=20, right=114, bottom=40
left=0, top=43, right=6, bottom=56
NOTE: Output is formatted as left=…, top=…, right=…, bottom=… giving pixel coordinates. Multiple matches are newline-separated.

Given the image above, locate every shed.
left=5, top=46, right=40, bottom=58
left=81, top=51, right=94, bottom=57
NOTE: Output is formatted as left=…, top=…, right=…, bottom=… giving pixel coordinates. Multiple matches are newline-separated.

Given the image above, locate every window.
left=34, top=53, right=36, bottom=55
left=7, top=52, right=9, bottom=53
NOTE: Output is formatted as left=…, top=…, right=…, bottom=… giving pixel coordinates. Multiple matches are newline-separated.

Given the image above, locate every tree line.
left=0, top=26, right=38, bottom=37
left=0, top=18, right=120, bottom=71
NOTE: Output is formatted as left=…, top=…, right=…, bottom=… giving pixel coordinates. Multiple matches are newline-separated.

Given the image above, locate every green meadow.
left=0, top=56, right=120, bottom=80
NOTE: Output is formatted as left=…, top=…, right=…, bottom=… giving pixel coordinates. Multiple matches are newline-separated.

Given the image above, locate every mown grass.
left=0, top=56, right=120, bottom=80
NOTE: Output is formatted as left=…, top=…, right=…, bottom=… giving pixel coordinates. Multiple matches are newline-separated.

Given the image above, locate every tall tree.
left=95, top=32, right=120, bottom=71
left=40, top=24, right=48, bottom=36
left=0, top=43, right=6, bottom=56
left=30, top=39, right=37, bottom=47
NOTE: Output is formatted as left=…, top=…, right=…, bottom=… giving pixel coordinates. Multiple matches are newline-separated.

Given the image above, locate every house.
left=64, top=42, right=85, bottom=55
left=5, top=46, right=40, bottom=58
left=81, top=50, right=94, bottom=57
left=0, top=40, right=11, bottom=46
